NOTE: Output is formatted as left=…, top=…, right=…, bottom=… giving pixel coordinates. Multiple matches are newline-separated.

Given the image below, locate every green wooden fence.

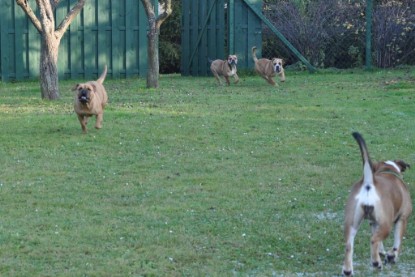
left=181, top=0, right=262, bottom=76
left=0, top=0, right=152, bottom=81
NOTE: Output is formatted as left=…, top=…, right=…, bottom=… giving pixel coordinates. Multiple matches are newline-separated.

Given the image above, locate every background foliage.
left=160, top=0, right=182, bottom=73
left=263, top=0, right=415, bottom=69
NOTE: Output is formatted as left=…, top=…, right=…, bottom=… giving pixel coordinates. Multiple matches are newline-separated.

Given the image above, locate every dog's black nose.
left=79, top=90, right=89, bottom=103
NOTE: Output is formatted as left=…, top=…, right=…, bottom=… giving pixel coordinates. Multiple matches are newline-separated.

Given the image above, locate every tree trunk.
left=39, top=34, right=60, bottom=100
left=15, top=0, right=86, bottom=100
left=141, top=0, right=172, bottom=89
left=147, top=17, right=159, bottom=88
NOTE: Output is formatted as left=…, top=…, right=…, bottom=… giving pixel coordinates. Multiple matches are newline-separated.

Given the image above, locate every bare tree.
left=16, top=0, right=85, bottom=100
left=141, top=0, right=172, bottom=88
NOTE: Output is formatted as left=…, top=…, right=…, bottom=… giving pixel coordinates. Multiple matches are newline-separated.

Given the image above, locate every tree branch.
left=55, top=0, right=86, bottom=40
left=36, top=0, right=55, bottom=34
left=39, top=0, right=55, bottom=23
left=15, top=0, right=43, bottom=33
left=156, top=0, right=172, bottom=29
left=141, top=0, right=156, bottom=19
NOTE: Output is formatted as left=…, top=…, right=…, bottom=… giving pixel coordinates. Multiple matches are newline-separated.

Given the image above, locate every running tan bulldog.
left=210, top=55, right=239, bottom=86
left=252, top=46, right=285, bottom=86
left=73, top=65, right=108, bottom=133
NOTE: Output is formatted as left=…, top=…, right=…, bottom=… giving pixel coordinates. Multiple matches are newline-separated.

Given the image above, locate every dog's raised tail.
left=352, top=132, right=374, bottom=185
left=251, top=46, right=258, bottom=62
left=97, top=65, right=107, bottom=84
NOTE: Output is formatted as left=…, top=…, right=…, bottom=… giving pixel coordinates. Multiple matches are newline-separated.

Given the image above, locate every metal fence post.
left=228, top=0, right=234, bottom=55
left=365, top=0, right=373, bottom=70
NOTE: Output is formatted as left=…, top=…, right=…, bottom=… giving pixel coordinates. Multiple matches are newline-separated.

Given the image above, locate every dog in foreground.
left=342, top=132, right=412, bottom=276
left=252, top=46, right=285, bottom=86
left=209, top=55, right=239, bottom=86
left=73, top=65, right=108, bottom=133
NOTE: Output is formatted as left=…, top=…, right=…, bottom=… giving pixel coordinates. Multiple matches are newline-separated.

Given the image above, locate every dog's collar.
left=378, top=169, right=404, bottom=181
left=385, top=160, right=400, bottom=172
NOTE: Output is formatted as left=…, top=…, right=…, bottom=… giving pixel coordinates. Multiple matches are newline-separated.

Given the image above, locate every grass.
left=0, top=68, right=415, bottom=276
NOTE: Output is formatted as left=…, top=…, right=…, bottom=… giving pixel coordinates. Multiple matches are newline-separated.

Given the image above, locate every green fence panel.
left=0, top=1, right=16, bottom=81
left=0, top=0, right=152, bottom=82
left=231, top=0, right=262, bottom=69
left=181, top=0, right=226, bottom=76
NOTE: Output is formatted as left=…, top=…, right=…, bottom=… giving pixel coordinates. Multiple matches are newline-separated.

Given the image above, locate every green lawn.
left=0, top=68, right=415, bottom=276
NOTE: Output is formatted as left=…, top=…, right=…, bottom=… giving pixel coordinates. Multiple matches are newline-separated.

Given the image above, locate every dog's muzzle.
left=274, top=64, right=281, bottom=73
left=78, top=90, right=90, bottom=103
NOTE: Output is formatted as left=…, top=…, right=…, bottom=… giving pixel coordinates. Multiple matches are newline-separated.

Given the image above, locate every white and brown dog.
left=252, top=46, right=285, bottom=86
left=209, top=55, right=239, bottom=86
left=342, top=132, right=412, bottom=276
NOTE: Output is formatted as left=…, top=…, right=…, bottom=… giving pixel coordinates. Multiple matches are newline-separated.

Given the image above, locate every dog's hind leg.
left=262, top=76, right=276, bottom=86
left=371, top=222, right=386, bottom=257
left=343, top=225, right=358, bottom=276
left=212, top=72, right=222, bottom=85
left=343, top=209, right=364, bottom=276
left=224, top=76, right=230, bottom=86
left=387, top=218, right=408, bottom=263
left=267, top=77, right=276, bottom=86
left=370, top=223, right=391, bottom=269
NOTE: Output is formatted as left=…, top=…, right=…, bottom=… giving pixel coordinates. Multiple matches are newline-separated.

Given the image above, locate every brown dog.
left=342, top=132, right=412, bottom=276
left=210, top=55, right=239, bottom=86
left=252, top=46, right=285, bottom=85
left=73, top=65, right=108, bottom=133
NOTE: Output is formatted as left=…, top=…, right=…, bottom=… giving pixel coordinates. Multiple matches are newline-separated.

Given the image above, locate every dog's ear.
left=72, top=84, right=80, bottom=91
left=90, top=84, right=97, bottom=93
left=394, top=160, right=410, bottom=172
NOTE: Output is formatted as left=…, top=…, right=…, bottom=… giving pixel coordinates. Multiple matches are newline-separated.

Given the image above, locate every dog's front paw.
left=342, top=270, right=353, bottom=276
left=342, top=265, right=353, bottom=276
left=386, top=253, right=397, bottom=264
left=385, top=248, right=399, bottom=264
left=372, top=260, right=383, bottom=270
